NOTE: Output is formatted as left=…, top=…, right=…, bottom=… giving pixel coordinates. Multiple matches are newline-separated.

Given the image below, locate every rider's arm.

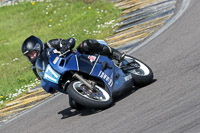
left=45, top=38, right=75, bottom=52
left=32, top=65, right=41, bottom=80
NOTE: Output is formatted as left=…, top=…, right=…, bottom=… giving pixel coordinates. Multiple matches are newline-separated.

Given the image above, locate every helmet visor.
left=27, top=50, right=37, bottom=59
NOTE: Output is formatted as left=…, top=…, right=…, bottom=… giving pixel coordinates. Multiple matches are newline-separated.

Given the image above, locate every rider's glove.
left=59, top=38, right=75, bottom=54
left=60, top=45, right=70, bottom=54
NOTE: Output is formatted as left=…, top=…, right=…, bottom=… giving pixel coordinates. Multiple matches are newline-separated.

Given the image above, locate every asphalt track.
left=2, top=0, right=200, bottom=132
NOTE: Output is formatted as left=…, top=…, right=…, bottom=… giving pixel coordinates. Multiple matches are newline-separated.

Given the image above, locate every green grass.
left=0, top=0, right=121, bottom=106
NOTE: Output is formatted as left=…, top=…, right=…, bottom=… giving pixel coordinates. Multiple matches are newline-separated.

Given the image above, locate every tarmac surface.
left=2, top=0, right=200, bottom=133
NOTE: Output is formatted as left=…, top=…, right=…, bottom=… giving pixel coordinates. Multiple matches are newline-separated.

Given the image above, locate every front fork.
left=72, top=73, right=95, bottom=90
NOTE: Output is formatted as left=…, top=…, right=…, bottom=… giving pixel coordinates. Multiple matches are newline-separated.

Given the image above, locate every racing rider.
left=21, top=35, right=124, bottom=81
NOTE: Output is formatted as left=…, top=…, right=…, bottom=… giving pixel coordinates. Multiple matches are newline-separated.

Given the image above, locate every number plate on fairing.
left=43, top=64, right=61, bottom=84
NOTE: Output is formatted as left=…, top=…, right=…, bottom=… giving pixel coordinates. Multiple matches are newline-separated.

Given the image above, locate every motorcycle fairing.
left=87, top=55, right=116, bottom=95
left=48, top=51, right=79, bottom=74
left=42, top=51, right=78, bottom=93
left=42, top=51, right=99, bottom=93
left=49, top=51, right=100, bottom=75
left=76, top=54, right=97, bottom=74
left=42, top=50, right=133, bottom=95
left=112, top=67, right=134, bottom=96
left=41, top=80, right=61, bottom=93
left=42, top=64, right=66, bottom=93
left=71, top=53, right=116, bottom=95
left=90, top=55, right=134, bottom=96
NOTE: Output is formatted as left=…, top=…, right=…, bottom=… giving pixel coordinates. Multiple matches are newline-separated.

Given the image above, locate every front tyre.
left=124, top=55, right=154, bottom=86
left=67, top=80, right=113, bottom=109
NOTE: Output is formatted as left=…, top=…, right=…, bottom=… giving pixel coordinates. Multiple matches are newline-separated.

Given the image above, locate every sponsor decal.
left=88, top=55, right=96, bottom=63
left=98, top=71, right=113, bottom=87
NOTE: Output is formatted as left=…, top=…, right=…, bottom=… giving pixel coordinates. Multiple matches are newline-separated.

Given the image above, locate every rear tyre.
left=67, top=80, right=113, bottom=109
left=124, top=55, right=153, bottom=86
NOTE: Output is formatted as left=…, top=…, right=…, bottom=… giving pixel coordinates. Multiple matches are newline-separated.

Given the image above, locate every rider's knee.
left=78, top=39, right=100, bottom=54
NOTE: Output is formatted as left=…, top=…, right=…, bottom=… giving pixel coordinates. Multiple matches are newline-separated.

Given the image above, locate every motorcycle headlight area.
left=43, top=64, right=61, bottom=84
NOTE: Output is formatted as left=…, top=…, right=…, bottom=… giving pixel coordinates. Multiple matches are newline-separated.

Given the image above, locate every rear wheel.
left=67, top=80, right=113, bottom=109
left=124, top=55, right=153, bottom=86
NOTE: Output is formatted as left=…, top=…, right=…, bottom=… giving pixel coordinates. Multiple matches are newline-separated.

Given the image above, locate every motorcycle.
left=36, top=40, right=153, bottom=109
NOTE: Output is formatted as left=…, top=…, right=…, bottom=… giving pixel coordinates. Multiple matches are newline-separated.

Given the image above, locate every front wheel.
left=124, top=55, right=154, bottom=86
left=67, top=80, right=113, bottom=109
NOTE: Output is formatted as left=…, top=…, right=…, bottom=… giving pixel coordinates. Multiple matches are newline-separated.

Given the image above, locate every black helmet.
left=22, top=35, right=44, bottom=64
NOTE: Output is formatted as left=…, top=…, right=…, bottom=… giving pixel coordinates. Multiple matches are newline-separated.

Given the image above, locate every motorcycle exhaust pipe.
left=72, top=73, right=93, bottom=89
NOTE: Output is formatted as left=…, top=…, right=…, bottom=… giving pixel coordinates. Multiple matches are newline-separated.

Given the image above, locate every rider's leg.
left=102, top=45, right=125, bottom=61
left=77, top=39, right=124, bottom=61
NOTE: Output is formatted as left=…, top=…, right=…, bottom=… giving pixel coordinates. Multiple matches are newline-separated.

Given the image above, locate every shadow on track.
left=58, top=107, right=102, bottom=119
left=57, top=87, right=140, bottom=119
left=58, top=79, right=156, bottom=119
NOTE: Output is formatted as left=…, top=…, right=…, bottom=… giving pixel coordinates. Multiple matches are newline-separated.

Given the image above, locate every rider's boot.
left=101, top=45, right=125, bottom=67
left=111, top=48, right=125, bottom=62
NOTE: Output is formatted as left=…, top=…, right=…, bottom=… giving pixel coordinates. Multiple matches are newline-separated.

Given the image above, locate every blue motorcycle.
left=36, top=40, right=153, bottom=109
